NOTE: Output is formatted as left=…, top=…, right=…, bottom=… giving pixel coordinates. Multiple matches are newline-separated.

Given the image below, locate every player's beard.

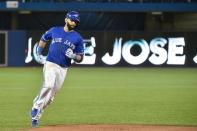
left=66, top=22, right=75, bottom=31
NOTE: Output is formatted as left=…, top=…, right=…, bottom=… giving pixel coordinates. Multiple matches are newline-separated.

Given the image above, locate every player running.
left=30, top=11, right=84, bottom=127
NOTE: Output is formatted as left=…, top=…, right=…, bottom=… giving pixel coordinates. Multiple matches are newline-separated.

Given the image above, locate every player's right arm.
left=37, top=28, right=53, bottom=55
left=37, top=40, right=46, bottom=55
left=35, top=40, right=46, bottom=64
left=35, top=28, right=53, bottom=64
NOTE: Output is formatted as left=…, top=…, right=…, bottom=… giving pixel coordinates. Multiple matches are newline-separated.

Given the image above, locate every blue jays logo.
left=63, top=40, right=75, bottom=50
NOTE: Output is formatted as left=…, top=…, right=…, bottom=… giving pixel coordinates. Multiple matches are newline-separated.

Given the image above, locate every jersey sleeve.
left=40, top=28, right=53, bottom=42
left=74, top=37, right=84, bottom=55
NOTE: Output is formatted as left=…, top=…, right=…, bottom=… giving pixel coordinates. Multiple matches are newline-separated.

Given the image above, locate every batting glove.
left=33, top=43, right=46, bottom=64
left=65, top=48, right=76, bottom=59
left=35, top=46, right=46, bottom=64
left=38, top=55, right=46, bottom=64
left=34, top=54, right=46, bottom=64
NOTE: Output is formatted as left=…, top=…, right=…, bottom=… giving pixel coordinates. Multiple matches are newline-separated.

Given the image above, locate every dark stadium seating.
left=0, top=0, right=196, bottom=31
left=19, top=0, right=196, bottom=3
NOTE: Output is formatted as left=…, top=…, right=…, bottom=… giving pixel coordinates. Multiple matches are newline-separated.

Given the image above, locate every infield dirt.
left=23, top=124, right=197, bottom=131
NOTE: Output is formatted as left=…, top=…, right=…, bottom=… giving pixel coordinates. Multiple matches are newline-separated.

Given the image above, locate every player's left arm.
left=65, top=37, right=84, bottom=62
left=65, top=49, right=83, bottom=62
left=65, top=37, right=84, bottom=63
left=73, top=36, right=84, bottom=63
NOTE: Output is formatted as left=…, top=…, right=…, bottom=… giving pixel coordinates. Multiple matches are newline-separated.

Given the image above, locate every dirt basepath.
left=23, top=124, right=197, bottom=131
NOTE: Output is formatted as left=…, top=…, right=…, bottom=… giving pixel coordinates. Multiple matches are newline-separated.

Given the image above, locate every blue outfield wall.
left=4, top=30, right=197, bottom=67
left=26, top=31, right=197, bottom=67
left=8, top=31, right=26, bottom=67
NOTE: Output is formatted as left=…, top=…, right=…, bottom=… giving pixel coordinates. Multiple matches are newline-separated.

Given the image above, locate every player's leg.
left=42, top=67, right=68, bottom=110
left=31, top=61, right=57, bottom=126
left=42, top=88, right=54, bottom=110
left=54, top=67, right=68, bottom=93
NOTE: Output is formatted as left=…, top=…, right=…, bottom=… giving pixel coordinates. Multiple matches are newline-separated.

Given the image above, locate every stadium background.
left=0, top=0, right=197, bottom=131
left=1, top=0, right=197, bottom=67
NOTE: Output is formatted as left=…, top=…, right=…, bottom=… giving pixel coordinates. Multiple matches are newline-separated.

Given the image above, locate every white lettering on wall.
left=122, top=40, right=150, bottom=65
left=102, top=37, right=186, bottom=65
left=149, top=38, right=167, bottom=65
left=167, top=38, right=185, bottom=65
left=101, top=38, right=122, bottom=65
left=25, top=36, right=192, bottom=66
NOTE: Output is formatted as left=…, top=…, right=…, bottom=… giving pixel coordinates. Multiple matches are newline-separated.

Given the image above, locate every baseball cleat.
left=31, top=119, right=38, bottom=127
left=31, top=108, right=39, bottom=127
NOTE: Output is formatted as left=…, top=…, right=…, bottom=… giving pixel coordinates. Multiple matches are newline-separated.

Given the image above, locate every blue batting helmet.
left=66, top=11, right=80, bottom=23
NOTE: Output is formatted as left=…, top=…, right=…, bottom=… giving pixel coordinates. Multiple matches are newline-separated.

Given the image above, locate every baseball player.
left=30, top=11, right=84, bottom=127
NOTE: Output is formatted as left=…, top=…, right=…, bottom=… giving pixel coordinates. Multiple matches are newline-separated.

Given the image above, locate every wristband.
left=37, top=46, right=43, bottom=55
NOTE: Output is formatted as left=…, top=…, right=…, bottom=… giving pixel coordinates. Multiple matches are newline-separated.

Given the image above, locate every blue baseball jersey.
left=41, top=27, right=84, bottom=67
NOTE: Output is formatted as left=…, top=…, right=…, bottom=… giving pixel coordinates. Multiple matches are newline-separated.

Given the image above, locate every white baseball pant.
left=32, top=61, right=67, bottom=117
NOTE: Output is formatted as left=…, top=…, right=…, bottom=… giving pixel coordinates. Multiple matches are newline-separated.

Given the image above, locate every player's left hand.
left=65, top=48, right=76, bottom=59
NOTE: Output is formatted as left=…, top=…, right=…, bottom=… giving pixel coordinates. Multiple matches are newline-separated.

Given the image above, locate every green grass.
left=0, top=67, right=197, bottom=130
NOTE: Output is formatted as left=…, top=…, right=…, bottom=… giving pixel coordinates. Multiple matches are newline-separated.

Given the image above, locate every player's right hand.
left=33, top=43, right=46, bottom=65
left=36, top=55, right=46, bottom=64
